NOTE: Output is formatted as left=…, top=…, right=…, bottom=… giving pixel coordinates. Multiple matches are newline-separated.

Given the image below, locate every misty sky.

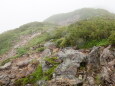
left=0, top=0, right=115, bottom=33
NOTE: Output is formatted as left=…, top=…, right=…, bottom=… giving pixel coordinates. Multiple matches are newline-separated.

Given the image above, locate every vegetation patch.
left=15, top=57, right=61, bottom=86
left=51, top=17, right=115, bottom=48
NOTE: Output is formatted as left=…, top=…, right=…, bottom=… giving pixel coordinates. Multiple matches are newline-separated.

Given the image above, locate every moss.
left=15, top=64, right=43, bottom=86
left=15, top=57, right=61, bottom=85
left=43, top=65, right=57, bottom=80
left=45, top=57, right=60, bottom=65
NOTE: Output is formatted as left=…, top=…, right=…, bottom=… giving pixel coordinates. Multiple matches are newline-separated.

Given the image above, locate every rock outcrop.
left=0, top=45, right=114, bottom=86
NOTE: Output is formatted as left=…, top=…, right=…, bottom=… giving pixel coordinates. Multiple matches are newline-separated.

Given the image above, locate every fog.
left=0, top=0, right=115, bottom=33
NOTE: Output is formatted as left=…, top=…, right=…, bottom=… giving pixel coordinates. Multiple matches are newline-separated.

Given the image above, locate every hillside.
left=44, top=8, right=115, bottom=25
left=0, top=8, right=115, bottom=86
left=0, top=22, right=57, bottom=55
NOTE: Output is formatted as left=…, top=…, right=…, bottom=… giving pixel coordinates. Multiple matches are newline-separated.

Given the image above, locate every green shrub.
left=53, top=17, right=115, bottom=48
left=108, top=32, right=115, bottom=45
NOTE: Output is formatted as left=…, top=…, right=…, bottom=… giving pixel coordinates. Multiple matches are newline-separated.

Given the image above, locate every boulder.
left=88, top=46, right=101, bottom=69
left=0, top=62, right=12, bottom=70
left=56, top=48, right=86, bottom=76
left=50, top=48, right=86, bottom=85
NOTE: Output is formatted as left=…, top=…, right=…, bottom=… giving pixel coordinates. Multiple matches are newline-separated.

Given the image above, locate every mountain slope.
left=0, top=8, right=115, bottom=86
left=0, top=22, right=57, bottom=55
left=44, top=8, right=115, bottom=25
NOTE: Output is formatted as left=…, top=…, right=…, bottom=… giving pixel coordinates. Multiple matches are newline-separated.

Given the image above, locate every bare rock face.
left=88, top=46, right=101, bottom=70
left=51, top=48, right=87, bottom=85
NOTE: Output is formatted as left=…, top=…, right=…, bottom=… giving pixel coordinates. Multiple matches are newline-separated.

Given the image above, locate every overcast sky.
left=0, top=0, right=115, bottom=33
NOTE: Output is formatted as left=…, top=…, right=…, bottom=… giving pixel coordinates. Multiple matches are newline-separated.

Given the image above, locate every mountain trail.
left=0, top=32, right=41, bottom=63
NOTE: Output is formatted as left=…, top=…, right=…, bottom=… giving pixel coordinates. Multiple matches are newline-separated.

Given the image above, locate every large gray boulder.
left=52, top=48, right=86, bottom=85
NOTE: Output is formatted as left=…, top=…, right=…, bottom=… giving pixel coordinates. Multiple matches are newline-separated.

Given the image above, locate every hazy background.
left=0, top=0, right=115, bottom=33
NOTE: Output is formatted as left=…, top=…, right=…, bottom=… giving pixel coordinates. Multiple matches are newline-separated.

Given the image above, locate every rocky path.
left=0, top=52, right=41, bottom=85
left=0, top=32, right=41, bottom=63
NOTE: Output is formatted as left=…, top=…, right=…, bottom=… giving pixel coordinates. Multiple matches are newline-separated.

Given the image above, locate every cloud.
left=0, top=0, right=115, bottom=33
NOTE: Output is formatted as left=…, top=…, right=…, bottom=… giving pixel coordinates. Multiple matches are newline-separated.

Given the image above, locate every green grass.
left=16, top=47, right=28, bottom=56
left=51, top=17, right=115, bottom=48
left=15, top=64, right=43, bottom=86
